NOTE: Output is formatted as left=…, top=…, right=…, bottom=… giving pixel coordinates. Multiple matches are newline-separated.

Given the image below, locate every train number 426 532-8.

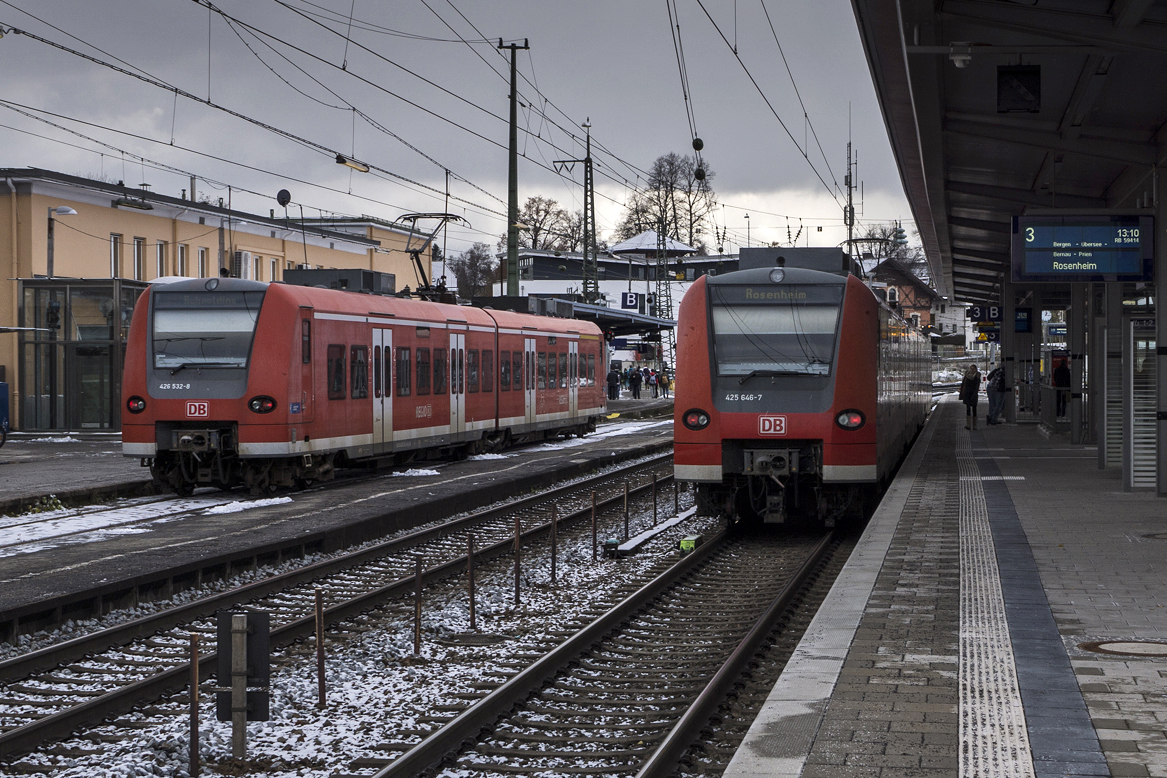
left=724, top=393, right=763, bottom=402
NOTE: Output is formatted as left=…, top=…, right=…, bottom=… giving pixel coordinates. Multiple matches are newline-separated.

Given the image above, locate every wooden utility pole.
left=499, top=38, right=529, bottom=297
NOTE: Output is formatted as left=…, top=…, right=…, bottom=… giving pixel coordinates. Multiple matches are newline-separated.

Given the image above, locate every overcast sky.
left=0, top=0, right=914, bottom=257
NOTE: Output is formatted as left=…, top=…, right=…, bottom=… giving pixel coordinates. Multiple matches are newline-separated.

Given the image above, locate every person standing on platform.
left=959, top=364, right=982, bottom=430
left=660, top=369, right=670, bottom=399
left=630, top=368, right=642, bottom=399
left=985, top=364, right=1005, bottom=424
left=648, top=370, right=658, bottom=398
left=606, top=366, right=620, bottom=401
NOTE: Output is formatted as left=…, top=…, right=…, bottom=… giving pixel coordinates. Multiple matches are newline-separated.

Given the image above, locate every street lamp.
left=744, top=213, right=750, bottom=249
left=47, top=206, right=77, bottom=279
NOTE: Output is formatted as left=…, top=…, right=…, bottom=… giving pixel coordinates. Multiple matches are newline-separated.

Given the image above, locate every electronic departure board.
left=1011, top=214, right=1154, bottom=283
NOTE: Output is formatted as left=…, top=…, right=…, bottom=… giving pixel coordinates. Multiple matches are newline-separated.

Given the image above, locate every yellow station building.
left=0, top=168, right=432, bottom=432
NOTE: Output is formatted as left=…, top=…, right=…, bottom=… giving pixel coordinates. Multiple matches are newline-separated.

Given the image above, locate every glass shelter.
left=18, top=278, right=147, bottom=431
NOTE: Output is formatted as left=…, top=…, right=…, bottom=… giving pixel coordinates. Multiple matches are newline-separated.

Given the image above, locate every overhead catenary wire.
left=691, top=0, right=842, bottom=206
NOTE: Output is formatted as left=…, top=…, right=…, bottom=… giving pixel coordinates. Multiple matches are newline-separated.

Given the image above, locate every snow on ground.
left=390, top=468, right=442, bottom=477
left=0, top=494, right=251, bottom=559
left=23, top=436, right=83, bottom=443
left=535, top=419, right=671, bottom=451
left=13, top=495, right=719, bottom=778
left=203, top=496, right=295, bottom=515
left=466, top=453, right=512, bottom=461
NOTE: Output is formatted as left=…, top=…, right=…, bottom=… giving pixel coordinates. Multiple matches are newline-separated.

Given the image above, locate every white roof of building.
left=609, top=230, right=695, bottom=256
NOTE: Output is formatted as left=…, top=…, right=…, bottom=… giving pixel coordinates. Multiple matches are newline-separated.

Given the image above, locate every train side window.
left=350, top=346, right=369, bottom=399
left=457, top=349, right=464, bottom=394
left=373, top=346, right=382, bottom=398
left=482, top=351, right=494, bottom=393
left=396, top=347, right=411, bottom=397
left=587, top=353, right=596, bottom=386
left=547, top=352, right=556, bottom=389
left=499, top=350, right=511, bottom=391
left=537, top=352, right=547, bottom=389
left=301, top=319, right=311, bottom=364
left=433, top=348, right=447, bottom=394
left=527, top=351, right=534, bottom=390
left=514, top=352, right=523, bottom=391
left=416, top=348, right=431, bottom=395
left=558, top=353, right=568, bottom=388
left=327, top=344, right=345, bottom=400
left=467, top=349, right=480, bottom=393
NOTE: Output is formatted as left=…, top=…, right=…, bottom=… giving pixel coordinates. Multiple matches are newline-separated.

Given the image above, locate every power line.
left=0, top=100, right=503, bottom=244
left=691, top=0, right=841, bottom=206
left=757, top=0, right=839, bottom=191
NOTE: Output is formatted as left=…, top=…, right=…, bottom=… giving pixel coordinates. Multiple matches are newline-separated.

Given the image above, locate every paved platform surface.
left=725, top=397, right=1167, bottom=778
left=0, top=418, right=672, bottom=622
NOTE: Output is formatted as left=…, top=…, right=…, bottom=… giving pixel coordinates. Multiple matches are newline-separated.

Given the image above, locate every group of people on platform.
left=959, top=362, right=1007, bottom=429
left=605, top=365, right=670, bottom=401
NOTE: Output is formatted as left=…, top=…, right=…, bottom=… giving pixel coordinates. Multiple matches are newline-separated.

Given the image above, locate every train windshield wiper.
left=169, top=361, right=239, bottom=375
left=737, top=369, right=806, bottom=384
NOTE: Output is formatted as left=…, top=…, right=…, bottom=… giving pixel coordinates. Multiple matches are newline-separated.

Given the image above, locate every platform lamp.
left=47, top=206, right=77, bottom=279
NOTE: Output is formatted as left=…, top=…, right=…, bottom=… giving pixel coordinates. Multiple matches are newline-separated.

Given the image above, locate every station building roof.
left=851, top=0, right=1167, bottom=303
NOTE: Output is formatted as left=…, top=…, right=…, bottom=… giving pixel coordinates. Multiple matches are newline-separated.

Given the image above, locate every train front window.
left=152, top=290, right=265, bottom=370
left=709, top=284, right=842, bottom=377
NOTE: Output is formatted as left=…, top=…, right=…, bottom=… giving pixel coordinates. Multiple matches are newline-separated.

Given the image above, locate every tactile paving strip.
left=957, top=432, right=1035, bottom=778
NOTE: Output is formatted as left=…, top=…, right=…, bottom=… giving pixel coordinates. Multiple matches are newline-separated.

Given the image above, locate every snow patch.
left=25, top=436, right=82, bottom=443
left=391, top=468, right=441, bottom=477
left=204, top=496, right=294, bottom=515
left=467, top=453, right=511, bottom=461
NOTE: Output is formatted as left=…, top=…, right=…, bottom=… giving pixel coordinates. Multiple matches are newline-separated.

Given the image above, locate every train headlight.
left=682, top=408, right=711, bottom=430
left=248, top=395, right=277, bottom=414
left=769, top=268, right=786, bottom=283
left=835, top=409, right=865, bottom=430
left=126, top=396, right=147, bottom=414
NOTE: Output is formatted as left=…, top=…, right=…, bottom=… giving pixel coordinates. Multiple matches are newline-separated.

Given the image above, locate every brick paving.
left=801, top=405, right=960, bottom=777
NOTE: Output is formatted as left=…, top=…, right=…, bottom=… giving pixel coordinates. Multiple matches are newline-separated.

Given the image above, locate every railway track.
left=0, top=453, right=677, bottom=762
left=376, top=529, right=840, bottom=778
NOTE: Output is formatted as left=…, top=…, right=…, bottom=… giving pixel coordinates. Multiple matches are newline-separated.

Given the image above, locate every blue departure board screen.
left=1011, top=215, right=1154, bottom=282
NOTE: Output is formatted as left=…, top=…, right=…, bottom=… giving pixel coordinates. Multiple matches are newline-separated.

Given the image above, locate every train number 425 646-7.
left=724, top=393, right=763, bottom=402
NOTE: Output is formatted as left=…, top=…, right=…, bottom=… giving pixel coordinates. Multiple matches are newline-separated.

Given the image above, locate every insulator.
left=694, top=167, right=706, bottom=181
left=692, top=137, right=704, bottom=151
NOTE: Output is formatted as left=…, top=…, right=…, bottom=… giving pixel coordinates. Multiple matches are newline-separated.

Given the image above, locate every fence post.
left=591, top=491, right=597, bottom=561
left=315, top=589, right=325, bottom=709
left=623, top=480, right=630, bottom=541
left=189, top=633, right=199, bottom=777
left=414, top=557, right=423, bottom=655
left=550, top=505, right=557, bottom=585
left=468, top=534, right=476, bottom=631
left=514, top=515, right=521, bottom=606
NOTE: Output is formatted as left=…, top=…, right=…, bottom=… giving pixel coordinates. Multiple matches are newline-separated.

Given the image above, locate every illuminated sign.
left=1012, top=215, right=1153, bottom=283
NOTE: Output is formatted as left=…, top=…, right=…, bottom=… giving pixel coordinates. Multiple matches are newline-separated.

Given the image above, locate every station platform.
left=0, top=399, right=672, bottom=516
left=726, top=397, right=1167, bottom=778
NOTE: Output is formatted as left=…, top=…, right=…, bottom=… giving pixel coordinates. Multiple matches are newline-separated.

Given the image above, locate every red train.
left=673, top=265, right=929, bottom=526
left=122, top=278, right=607, bottom=494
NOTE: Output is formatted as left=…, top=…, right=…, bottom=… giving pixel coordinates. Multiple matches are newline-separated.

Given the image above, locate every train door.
left=372, top=328, right=393, bottom=450
left=524, top=337, right=536, bottom=424
left=568, top=340, right=579, bottom=417
left=450, top=332, right=466, bottom=437
left=293, top=309, right=315, bottom=424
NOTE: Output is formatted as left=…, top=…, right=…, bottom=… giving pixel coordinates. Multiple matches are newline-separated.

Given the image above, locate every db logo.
left=759, top=415, right=787, bottom=436
left=186, top=401, right=209, bottom=417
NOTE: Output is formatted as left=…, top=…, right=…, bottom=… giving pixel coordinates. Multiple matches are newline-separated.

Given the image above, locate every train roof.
left=705, top=266, right=853, bottom=286
left=147, top=278, right=602, bottom=336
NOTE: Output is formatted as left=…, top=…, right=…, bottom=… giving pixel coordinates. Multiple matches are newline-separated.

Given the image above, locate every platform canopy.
left=608, top=230, right=695, bottom=257
left=852, top=0, right=1167, bottom=303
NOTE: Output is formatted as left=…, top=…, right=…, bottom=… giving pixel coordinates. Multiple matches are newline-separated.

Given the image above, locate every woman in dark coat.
left=959, top=364, right=982, bottom=430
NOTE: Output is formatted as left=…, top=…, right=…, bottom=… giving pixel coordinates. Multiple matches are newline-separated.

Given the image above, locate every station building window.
left=156, top=241, right=167, bottom=278
left=133, top=238, right=146, bottom=281
left=198, top=248, right=208, bottom=278
left=109, top=235, right=121, bottom=278
left=177, top=244, right=188, bottom=277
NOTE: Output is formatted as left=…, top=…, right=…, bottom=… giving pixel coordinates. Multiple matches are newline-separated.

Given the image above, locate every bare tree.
left=857, top=222, right=929, bottom=283
left=614, top=153, right=716, bottom=250
left=448, top=242, right=497, bottom=297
